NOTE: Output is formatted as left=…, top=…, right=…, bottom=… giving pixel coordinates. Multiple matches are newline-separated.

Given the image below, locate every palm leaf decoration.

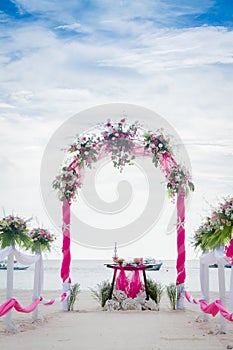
left=0, top=215, right=31, bottom=249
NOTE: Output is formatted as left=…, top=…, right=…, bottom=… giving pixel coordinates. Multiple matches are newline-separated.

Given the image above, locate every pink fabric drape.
left=176, top=187, right=186, bottom=285
left=61, top=200, right=71, bottom=283
left=116, top=266, right=129, bottom=294
left=114, top=265, right=144, bottom=298
left=127, top=270, right=143, bottom=298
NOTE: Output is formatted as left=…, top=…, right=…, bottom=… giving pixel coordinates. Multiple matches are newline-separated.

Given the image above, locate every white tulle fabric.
left=0, top=245, right=41, bottom=265
left=14, top=249, right=41, bottom=265
left=0, top=246, right=43, bottom=327
left=0, top=246, right=13, bottom=261
left=62, top=279, right=71, bottom=311
left=200, top=246, right=228, bottom=332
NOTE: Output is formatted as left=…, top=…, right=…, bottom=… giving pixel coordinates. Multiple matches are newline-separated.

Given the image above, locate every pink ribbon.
left=185, top=291, right=233, bottom=321
left=61, top=200, right=71, bottom=283
left=160, top=152, right=176, bottom=176
left=0, top=293, right=69, bottom=317
left=0, top=298, right=41, bottom=317
left=225, top=239, right=233, bottom=265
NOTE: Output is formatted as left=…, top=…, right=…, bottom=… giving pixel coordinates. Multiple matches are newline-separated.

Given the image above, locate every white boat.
left=144, top=258, right=163, bottom=271
left=0, top=260, right=29, bottom=271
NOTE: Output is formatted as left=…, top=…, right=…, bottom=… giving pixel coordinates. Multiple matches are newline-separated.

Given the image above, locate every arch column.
left=176, top=187, right=186, bottom=309
left=61, top=200, right=71, bottom=311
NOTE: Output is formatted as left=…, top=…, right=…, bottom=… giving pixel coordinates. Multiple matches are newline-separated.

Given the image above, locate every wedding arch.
left=53, top=118, right=194, bottom=309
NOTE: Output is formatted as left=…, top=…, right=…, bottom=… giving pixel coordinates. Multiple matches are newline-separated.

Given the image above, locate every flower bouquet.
left=68, top=134, right=99, bottom=169
left=29, top=228, right=56, bottom=253
left=116, top=258, right=125, bottom=265
left=101, top=118, right=138, bottom=171
left=52, top=166, right=82, bottom=201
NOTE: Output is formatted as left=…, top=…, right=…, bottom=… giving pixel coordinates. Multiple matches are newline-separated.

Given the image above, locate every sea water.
left=0, top=259, right=232, bottom=292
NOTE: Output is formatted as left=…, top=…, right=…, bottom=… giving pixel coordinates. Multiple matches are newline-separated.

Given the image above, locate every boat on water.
left=209, top=263, right=231, bottom=269
left=0, top=261, right=29, bottom=271
left=144, top=258, right=163, bottom=271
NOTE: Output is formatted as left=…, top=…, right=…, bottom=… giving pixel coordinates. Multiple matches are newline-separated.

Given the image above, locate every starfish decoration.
left=177, top=217, right=185, bottom=230
left=62, top=223, right=71, bottom=231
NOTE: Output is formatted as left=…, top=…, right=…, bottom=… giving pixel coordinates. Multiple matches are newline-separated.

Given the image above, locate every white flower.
left=220, top=226, right=224, bottom=230
left=158, top=143, right=163, bottom=148
left=84, top=151, right=89, bottom=155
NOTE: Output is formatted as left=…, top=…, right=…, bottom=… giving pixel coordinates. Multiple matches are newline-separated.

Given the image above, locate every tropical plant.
left=90, top=280, right=112, bottom=308
left=166, top=283, right=177, bottom=310
left=67, top=283, right=80, bottom=311
left=147, top=278, right=164, bottom=310
left=0, top=215, right=31, bottom=249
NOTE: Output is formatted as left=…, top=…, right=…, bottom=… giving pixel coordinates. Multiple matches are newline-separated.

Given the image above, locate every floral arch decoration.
left=53, top=118, right=194, bottom=304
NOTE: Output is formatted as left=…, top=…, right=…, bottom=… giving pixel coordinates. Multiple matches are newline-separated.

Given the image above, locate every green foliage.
left=147, top=278, right=164, bottom=310
left=90, top=280, right=112, bottom=308
left=67, top=283, right=80, bottom=311
left=166, top=283, right=177, bottom=310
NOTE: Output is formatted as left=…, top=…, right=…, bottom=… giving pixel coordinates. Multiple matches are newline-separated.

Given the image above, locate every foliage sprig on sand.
left=147, top=278, right=164, bottom=310
left=90, top=280, right=111, bottom=308
left=166, top=283, right=177, bottom=310
left=68, top=283, right=80, bottom=311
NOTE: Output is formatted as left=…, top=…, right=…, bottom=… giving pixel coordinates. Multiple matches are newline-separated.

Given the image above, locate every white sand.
left=0, top=290, right=233, bottom=349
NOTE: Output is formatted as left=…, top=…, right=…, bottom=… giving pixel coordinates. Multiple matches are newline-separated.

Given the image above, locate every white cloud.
left=55, top=22, right=90, bottom=34
left=99, top=26, right=233, bottom=72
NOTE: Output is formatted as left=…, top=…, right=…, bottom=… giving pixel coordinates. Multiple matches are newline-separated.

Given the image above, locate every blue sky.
left=0, top=0, right=233, bottom=260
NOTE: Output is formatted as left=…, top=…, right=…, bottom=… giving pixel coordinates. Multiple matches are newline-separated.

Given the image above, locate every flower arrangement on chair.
left=0, top=215, right=31, bottom=249
left=192, top=197, right=233, bottom=252
left=29, top=228, right=56, bottom=253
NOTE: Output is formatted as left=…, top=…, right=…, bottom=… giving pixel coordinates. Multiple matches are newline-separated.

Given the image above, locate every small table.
left=105, top=264, right=153, bottom=300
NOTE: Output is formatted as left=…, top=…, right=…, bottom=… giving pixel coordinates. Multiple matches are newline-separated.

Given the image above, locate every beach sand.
left=0, top=290, right=233, bottom=350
